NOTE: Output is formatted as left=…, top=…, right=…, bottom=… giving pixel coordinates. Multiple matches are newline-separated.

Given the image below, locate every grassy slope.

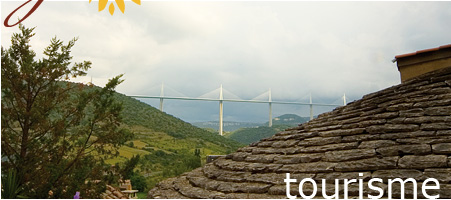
left=104, top=92, right=244, bottom=189
left=115, top=93, right=243, bottom=151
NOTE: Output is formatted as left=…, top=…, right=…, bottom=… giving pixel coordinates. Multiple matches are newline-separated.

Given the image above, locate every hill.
left=264, top=113, right=310, bottom=126
left=224, top=114, right=310, bottom=144
left=115, top=92, right=243, bottom=150
left=103, top=91, right=244, bottom=190
left=226, top=124, right=291, bottom=144
left=194, top=114, right=309, bottom=132
left=192, top=121, right=261, bottom=132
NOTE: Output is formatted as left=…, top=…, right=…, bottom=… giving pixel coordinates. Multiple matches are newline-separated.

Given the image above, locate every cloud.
left=2, top=1, right=451, bottom=121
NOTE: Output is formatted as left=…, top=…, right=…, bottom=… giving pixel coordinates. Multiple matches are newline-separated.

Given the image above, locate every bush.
left=130, top=174, right=147, bottom=192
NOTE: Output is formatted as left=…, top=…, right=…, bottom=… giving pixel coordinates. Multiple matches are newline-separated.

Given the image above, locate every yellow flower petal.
left=89, top=0, right=92, bottom=3
left=132, top=0, right=141, bottom=5
left=99, top=0, right=108, bottom=11
left=115, top=0, right=125, bottom=13
left=109, top=3, right=115, bottom=15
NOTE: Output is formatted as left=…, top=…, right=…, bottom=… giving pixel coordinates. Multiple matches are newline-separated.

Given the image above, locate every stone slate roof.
left=148, top=67, right=451, bottom=199
left=101, top=185, right=128, bottom=199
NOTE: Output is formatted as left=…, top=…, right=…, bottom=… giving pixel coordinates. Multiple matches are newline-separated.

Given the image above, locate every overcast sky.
left=2, top=1, right=451, bottom=123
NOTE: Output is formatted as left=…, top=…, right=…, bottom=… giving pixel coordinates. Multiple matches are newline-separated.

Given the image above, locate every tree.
left=119, top=155, right=140, bottom=180
left=130, top=174, right=147, bottom=192
left=1, top=24, right=132, bottom=198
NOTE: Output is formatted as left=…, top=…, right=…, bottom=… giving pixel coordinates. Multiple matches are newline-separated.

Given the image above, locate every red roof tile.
left=395, top=44, right=451, bottom=59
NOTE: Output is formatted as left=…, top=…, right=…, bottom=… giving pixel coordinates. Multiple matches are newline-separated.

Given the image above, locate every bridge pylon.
left=309, top=93, right=314, bottom=120
left=160, top=83, right=164, bottom=112
left=268, top=88, right=272, bottom=127
left=343, top=93, right=347, bottom=105
left=130, top=85, right=344, bottom=136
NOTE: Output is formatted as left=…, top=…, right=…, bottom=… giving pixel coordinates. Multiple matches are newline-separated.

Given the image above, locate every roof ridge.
left=395, top=44, right=451, bottom=59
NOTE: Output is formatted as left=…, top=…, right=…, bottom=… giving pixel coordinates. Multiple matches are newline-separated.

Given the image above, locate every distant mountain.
left=224, top=114, right=310, bottom=144
left=264, top=114, right=310, bottom=126
left=226, top=124, right=291, bottom=144
left=192, top=121, right=261, bottom=132
left=194, top=114, right=310, bottom=132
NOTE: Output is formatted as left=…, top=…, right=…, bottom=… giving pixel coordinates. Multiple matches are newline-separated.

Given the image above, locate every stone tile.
left=398, top=155, right=448, bottom=169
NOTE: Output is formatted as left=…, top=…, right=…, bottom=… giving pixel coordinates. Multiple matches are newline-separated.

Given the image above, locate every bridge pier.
left=159, top=83, right=164, bottom=112
left=130, top=86, right=344, bottom=136
left=343, top=93, right=347, bottom=105
left=309, top=94, right=313, bottom=120
left=269, top=102, right=272, bottom=127
left=219, top=85, right=224, bottom=136
left=268, top=89, right=272, bottom=127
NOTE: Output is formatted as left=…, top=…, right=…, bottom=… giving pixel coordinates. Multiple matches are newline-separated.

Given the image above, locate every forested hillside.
left=226, top=124, right=291, bottom=144
left=193, top=121, right=261, bottom=132
left=225, top=114, right=310, bottom=144
left=110, top=92, right=244, bottom=190
left=116, top=93, right=242, bottom=149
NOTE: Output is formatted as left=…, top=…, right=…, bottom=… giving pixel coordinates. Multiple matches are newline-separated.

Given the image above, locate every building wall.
left=396, top=48, right=451, bottom=83
left=398, top=57, right=451, bottom=82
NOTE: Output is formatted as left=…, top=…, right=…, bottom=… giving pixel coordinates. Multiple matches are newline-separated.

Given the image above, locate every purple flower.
left=74, top=192, right=80, bottom=199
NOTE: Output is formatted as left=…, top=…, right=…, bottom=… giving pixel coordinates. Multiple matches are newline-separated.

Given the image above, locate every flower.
left=89, top=0, right=141, bottom=15
left=74, top=191, right=80, bottom=199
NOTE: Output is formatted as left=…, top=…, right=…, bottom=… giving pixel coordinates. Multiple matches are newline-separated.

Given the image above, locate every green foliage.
left=137, top=149, right=202, bottom=188
left=1, top=25, right=132, bottom=198
left=110, top=126, right=243, bottom=191
left=114, top=93, right=243, bottom=150
left=126, top=141, right=135, bottom=148
left=194, top=148, right=201, bottom=157
left=154, top=150, right=166, bottom=157
left=103, top=91, right=245, bottom=191
left=120, top=155, right=140, bottom=180
left=1, top=24, right=242, bottom=198
left=115, top=155, right=148, bottom=192
left=136, top=192, right=147, bottom=199
left=167, top=131, right=186, bottom=139
left=1, top=169, right=26, bottom=199
left=227, top=125, right=291, bottom=144
left=130, top=174, right=147, bottom=192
